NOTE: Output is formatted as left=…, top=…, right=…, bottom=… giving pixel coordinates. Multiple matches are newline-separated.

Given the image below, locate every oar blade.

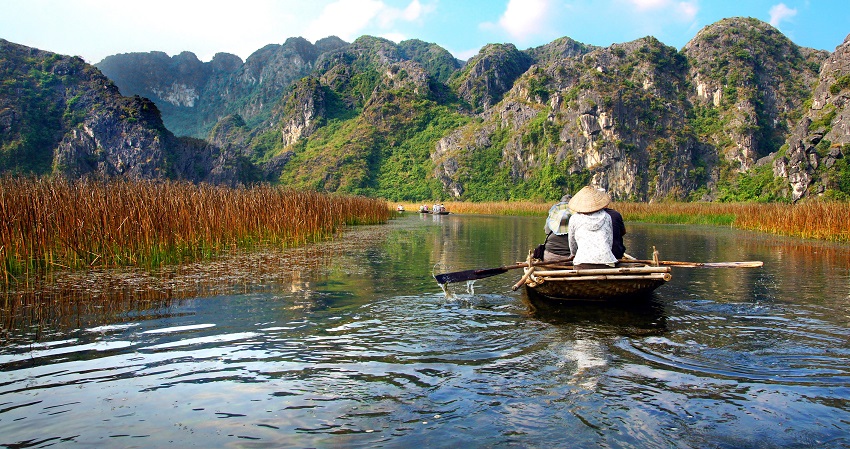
left=700, top=261, right=764, bottom=268
left=434, top=267, right=509, bottom=284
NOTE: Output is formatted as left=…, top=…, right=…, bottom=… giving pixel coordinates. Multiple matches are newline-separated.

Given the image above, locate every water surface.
left=2, top=213, right=849, bottom=448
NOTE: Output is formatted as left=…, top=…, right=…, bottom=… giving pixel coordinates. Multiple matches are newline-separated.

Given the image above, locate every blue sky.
left=1, top=0, right=848, bottom=64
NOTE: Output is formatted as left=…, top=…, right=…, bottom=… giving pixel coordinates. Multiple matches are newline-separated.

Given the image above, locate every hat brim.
left=546, top=202, right=571, bottom=235
left=568, top=186, right=610, bottom=213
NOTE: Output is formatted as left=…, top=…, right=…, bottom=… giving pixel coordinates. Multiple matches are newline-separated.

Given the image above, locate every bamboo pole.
left=532, top=266, right=671, bottom=276
left=540, top=273, right=672, bottom=282
left=511, top=251, right=537, bottom=290
left=622, top=259, right=763, bottom=268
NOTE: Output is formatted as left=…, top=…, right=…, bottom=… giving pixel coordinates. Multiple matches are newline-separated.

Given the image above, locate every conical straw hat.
left=568, top=186, right=610, bottom=213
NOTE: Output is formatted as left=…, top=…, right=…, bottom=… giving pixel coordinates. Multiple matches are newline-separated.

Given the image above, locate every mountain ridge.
left=2, top=17, right=848, bottom=202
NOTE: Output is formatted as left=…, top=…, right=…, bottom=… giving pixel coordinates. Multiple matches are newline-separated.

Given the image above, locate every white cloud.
left=629, top=0, right=669, bottom=10
left=380, top=32, right=408, bottom=44
left=769, top=3, right=797, bottom=28
left=497, top=0, right=552, bottom=40
left=302, top=0, right=430, bottom=44
left=402, top=0, right=425, bottom=21
left=451, top=47, right=481, bottom=61
left=53, top=0, right=304, bottom=61
left=673, top=1, right=698, bottom=22
left=627, top=0, right=697, bottom=22
left=304, top=0, right=385, bottom=42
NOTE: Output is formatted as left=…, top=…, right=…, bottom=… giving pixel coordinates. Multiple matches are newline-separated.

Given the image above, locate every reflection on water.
left=1, top=214, right=849, bottom=448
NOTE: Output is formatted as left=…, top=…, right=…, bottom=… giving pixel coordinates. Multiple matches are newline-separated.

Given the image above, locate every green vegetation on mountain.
left=2, top=17, right=849, bottom=202
left=0, top=40, right=172, bottom=177
left=397, top=39, right=462, bottom=84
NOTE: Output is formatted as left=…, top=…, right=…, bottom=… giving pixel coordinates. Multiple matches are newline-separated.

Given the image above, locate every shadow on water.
left=521, top=288, right=668, bottom=336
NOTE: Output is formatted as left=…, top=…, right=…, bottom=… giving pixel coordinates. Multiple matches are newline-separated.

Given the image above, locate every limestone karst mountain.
left=2, top=17, right=848, bottom=201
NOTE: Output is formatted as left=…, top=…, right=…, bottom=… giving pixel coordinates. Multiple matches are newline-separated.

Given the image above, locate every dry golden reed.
left=1, top=177, right=391, bottom=287
left=615, top=201, right=850, bottom=242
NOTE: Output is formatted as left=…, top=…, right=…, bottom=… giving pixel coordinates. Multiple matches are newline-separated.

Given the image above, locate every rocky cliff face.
left=0, top=39, right=169, bottom=178
left=0, top=39, right=252, bottom=184
left=5, top=18, right=850, bottom=202
left=683, top=18, right=825, bottom=174
left=398, top=39, right=463, bottom=84
left=774, top=34, right=850, bottom=200
left=434, top=37, right=704, bottom=201
left=97, top=50, right=242, bottom=138
left=432, top=19, right=846, bottom=201
left=449, top=43, right=533, bottom=113
left=96, top=36, right=345, bottom=138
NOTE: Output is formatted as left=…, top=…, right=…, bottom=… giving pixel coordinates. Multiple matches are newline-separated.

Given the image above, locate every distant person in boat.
left=568, top=186, right=619, bottom=270
left=542, top=194, right=572, bottom=262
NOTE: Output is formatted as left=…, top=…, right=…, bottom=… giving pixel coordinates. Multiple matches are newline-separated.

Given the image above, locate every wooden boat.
left=431, top=204, right=449, bottom=215
left=516, top=253, right=671, bottom=301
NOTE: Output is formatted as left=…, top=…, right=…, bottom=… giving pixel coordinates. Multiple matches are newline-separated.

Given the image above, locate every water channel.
left=2, top=213, right=849, bottom=448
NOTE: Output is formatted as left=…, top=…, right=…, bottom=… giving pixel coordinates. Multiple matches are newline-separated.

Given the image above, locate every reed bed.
left=1, top=177, right=391, bottom=288
left=730, top=202, right=850, bottom=242
left=2, top=213, right=396, bottom=335
left=616, top=201, right=850, bottom=242
left=398, top=200, right=850, bottom=243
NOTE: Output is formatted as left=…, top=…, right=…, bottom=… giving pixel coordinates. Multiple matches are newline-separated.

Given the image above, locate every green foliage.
left=832, top=152, right=850, bottom=198
left=250, top=130, right=285, bottom=162
left=809, top=106, right=837, bottom=133
left=815, top=139, right=831, bottom=158
left=630, top=212, right=736, bottom=226
left=716, top=162, right=789, bottom=202
left=0, top=65, right=64, bottom=174
left=397, top=39, right=461, bottom=84
left=521, top=111, right=554, bottom=147
left=829, top=74, right=850, bottom=95
left=513, top=157, right=590, bottom=202
left=374, top=107, right=469, bottom=200
left=278, top=79, right=470, bottom=200
left=525, top=69, right=551, bottom=103
left=454, top=126, right=512, bottom=201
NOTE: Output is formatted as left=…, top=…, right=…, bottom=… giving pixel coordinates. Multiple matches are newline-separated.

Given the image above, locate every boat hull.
left=519, top=263, right=671, bottom=301
left=526, top=275, right=668, bottom=301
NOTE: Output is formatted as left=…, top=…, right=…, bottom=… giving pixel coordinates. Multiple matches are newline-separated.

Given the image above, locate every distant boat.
left=418, top=205, right=429, bottom=213
left=396, top=205, right=405, bottom=213
left=431, top=204, right=449, bottom=215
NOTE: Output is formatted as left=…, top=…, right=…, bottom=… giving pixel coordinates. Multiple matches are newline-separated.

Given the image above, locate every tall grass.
left=398, top=200, right=850, bottom=243
left=1, top=177, right=391, bottom=287
left=616, top=201, right=850, bottom=242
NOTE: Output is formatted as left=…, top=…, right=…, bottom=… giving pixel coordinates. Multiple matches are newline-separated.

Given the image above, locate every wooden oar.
left=434, top=256, right=573, bottom=284
left=622, top=259, right=763, bottom=268
left=435, top=256, right=762, bottom=284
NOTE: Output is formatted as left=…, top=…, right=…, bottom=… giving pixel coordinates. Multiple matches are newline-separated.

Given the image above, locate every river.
left=2, top=213, right=849, bottom=448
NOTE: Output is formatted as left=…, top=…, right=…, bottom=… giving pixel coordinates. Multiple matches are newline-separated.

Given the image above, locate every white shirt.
left=568, top=210, right=618, bottom=265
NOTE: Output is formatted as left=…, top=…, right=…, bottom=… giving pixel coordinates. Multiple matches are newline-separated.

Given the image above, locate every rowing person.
left=542, top=194, right=573, bottom=262
left=567, top=186, right=619, bottom=270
